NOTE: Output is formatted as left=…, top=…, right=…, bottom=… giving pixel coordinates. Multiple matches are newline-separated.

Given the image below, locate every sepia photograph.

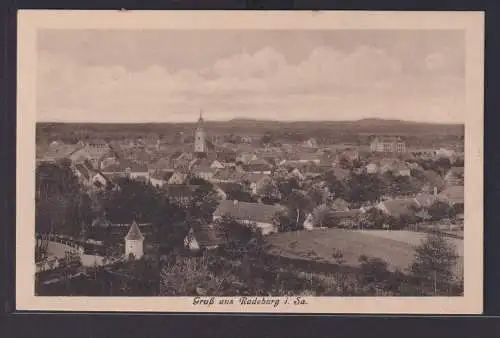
left=17, top=10, right=484, bottom=313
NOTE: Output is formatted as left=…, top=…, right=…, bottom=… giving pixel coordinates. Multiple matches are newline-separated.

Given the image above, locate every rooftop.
left=125, top=221, right=145, bottom=241
left=214, top=200, right=286, bottom=224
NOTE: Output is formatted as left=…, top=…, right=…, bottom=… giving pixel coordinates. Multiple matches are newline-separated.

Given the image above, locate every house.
left=366, top=162, right=379, bottom=174
left=376, top=198, right=419, bottom=219
left=340, top=149, right=360, bottom=162
left=445, top=167, right=464, bottom=186
left=393, top=163, right=411, bottom=177
left=437, top=148, right=455, bottom=158
left=184, top=223, right=224, bottom=251
left=128, top=162, right=150, bottom=180
left=241, top=173, right=272, bottom=195
left=379, top=158, right=399, bottom=174
left=408, top=148, right=438, bottom=158
left=421, top=170, right=446, bottom=192
left=73, top=163, right=109, bottom=190
left=42, top=143, right=81, bottom=163
left=212, top=168, right=247, bottom=183
left=236, top=152, right=258, bottom=164
left=149, top=171, right=174, bottom=188
left=213, top=200, right=286, bottom=235
left=242, top=159, right=273, bottom=174
left=168, top=171, right=188, bottom=185
left=69, top=140, right=113, bottom=169
left=172, top=152, right=194, bottom=169
left=414, top=192, right=438, bottom=208
left=100, top=156, right=120, bottom=171
left=216, top=150, right=237, bottom=164
left=302, top=138, right=318, bottom=148
left=101, top=163, right=128, bottom=178
left=438, top=185, right=464, bottom=206
left=165, top=185, right=198, bottom=206
left=330, top=198, right=350, bottom=212
left=288, top=167, right=305, bottom=181
left=330, top=209, right=363, bottom=228
left=370, top=136, right=406, bottom=153
left=295, top=152, right=321, bottom=164
left=215, top=182, right=246, bottom=200
left=191, top=165, right=216, bottom=181
left=149, top=158, right=173, bottom=173
left=210, top=160, right=225, bottom=170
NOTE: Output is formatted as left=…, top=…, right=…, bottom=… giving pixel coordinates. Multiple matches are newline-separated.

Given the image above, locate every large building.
left=370, top=136, right=406, bottom=153
left=194, top=110, right=207, bottom=155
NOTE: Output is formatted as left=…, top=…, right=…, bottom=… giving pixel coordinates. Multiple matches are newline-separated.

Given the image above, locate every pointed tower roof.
left=125, top=221, right=144, bottom=241
left=197, top=110, right=204, bottom=126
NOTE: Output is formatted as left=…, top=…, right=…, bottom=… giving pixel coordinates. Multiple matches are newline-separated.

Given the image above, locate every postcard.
left=17, top=10, right=484, bottom=313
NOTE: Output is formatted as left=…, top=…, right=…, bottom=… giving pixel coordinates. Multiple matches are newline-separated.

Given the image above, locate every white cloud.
left=36, top=45, right=463, bottom=123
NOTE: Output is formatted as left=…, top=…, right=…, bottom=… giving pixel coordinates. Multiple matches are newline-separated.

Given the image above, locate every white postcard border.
left=16, top=10, right=484, bottom=314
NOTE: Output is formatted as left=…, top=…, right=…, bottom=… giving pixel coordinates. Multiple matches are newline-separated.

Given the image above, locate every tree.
left=357, top=255, right=392, bottom=292
left=259, top=180, right=282, bottom=204
left=323, top=171, right=346, bottom=199
left=365, top=208, right=388, bottom=229
left=332, top=249, right=346, bottom=265
left=100, top=177, right=162, bottom=223
left=410, top=231, right=459, bottom=295
left=36, top=161, right=89, bottom=236
left=260, top=132, right=273, bottom=146
left=151, top=195, right=188, bottom=250
left=188, top=183, right=221, bottom=222
left=312, top=204, right=334, bottom=228
left=307, top=184, right=327, bottom=207
left=345, top=172, right=384, bottom=204
left=282, top=189, right=314, bottom=231
left=427, top=201, right=452, bottom=221
left=214, top=216, right=256, bottom=258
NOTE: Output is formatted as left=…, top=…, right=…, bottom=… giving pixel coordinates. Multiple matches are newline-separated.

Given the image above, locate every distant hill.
left=36, top=118, right=464, bottom=148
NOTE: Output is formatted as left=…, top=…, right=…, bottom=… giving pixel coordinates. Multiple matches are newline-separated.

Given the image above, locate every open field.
left=265, top=229, right=464, bottom=273
left=359, top=230, right=464, bottom=258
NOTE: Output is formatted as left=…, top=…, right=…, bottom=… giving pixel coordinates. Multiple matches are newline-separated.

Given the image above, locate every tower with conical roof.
left=125, top=220, right=144, bottom=259
left=194, top=110, right=207, bottom=155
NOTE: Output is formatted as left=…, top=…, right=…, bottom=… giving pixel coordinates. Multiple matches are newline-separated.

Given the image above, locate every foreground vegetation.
left=37, top=223, right=463, bottom=297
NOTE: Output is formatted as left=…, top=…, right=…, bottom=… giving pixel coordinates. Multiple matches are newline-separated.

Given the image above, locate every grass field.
left=265, top=229, right=464, bottom=273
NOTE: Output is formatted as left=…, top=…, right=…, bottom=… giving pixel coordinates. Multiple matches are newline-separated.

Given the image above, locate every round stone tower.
left=125, top=220, right=144, bottom=260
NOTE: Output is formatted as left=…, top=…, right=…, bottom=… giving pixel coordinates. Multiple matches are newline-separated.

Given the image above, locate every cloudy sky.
left=37, top=29, right=465, bottom=123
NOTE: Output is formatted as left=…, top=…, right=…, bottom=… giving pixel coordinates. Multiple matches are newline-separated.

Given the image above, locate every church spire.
left=194, top=109, right=207, bottom=155
left=198, top=109, right=204, bottom=125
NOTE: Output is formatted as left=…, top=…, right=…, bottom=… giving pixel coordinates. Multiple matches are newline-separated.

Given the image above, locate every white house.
left=213, top=200, right=286, bottom=235
left=184, top=224, right=223, bottom=251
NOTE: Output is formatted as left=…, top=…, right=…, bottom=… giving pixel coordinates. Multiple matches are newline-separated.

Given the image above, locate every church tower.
left=194, top=110, right=207, bottom=155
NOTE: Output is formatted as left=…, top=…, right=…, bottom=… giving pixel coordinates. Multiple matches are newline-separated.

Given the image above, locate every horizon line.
left=36, top=118, right=465, bottom=125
